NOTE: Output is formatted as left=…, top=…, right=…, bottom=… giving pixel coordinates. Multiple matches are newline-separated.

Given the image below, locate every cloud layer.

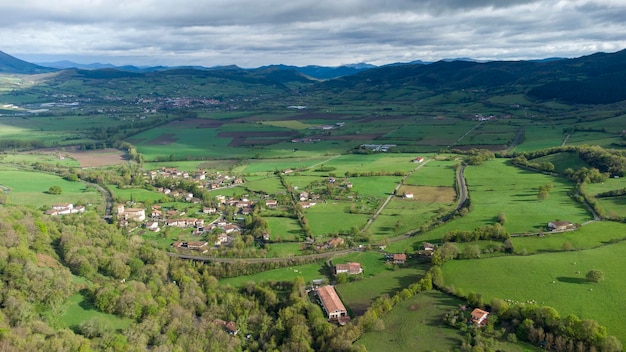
left=2, top=0, right=626, bottom=67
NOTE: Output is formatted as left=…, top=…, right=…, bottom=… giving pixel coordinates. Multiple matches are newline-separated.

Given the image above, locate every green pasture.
left=336, top=264, right=427, bottom=315
left=242, top=156, right=332, bottom=174
left=566, top=131, right=621, bottom=148
left=461, top=159, right=590, bottom=233
left=585, top=177, right=626, bottom=195
left=219, top=261, right=327, bottom=287
left=382, top=122, right=475, bottom=147
left=487, top=94, right=532, bottom=105
left=457, top=122, right=518, bottom=146
left=514, top=124, right=566, bottom=152
left=0, top=152, right=81, bottom=167
left=133, top=125, right=247, bottom=160
left=312, top=153, right=419, bottom=175
left=575, top=114, right=626, bottom=134
left=404, top=159, right=458, bottom=187
left=219, top=123, right=292, bottom=132
left=110, top=186, right=166, bottom=203
left=305, top=202, right=371, bottom=236
left=399, top=159, right=591, bottom=247
left=529, top=152, right=590, bottom=173
left=511, top=221, right=626, bottom=254
left=266, top=217, right=304, bottom=242
left=140, top=229, right=174, bottom=249
left=259, top=120, right=314, bottom=130
left=349, top=176, right=402, bottom=198
left=358, top=290, right=537, bottom=352
left=54, top=292, right=132, bottom=331
left=357, top=290, right=463, bottom=351
left=0, top=169, right=102, bottom=208
left=265, top=242, right=304, bottom=257
left=282, top=174, right=326, bottom=190
left=442, top=240, right=626, bottom=342
left=596, top=197, right=626, bottom=218
left=241, top=175, right=285, bottom=194
left=369, top=193, right=454, bottom=238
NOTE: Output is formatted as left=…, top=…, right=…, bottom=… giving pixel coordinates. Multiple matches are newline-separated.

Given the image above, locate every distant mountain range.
left=2, top=48, right=626, bottom=104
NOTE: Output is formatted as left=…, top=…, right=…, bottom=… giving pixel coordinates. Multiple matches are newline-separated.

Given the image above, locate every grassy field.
left=265, top=217, right=304, bottom=242
left=241, top=175, right=285, bottom=194
left=404, top=159, right=458, bottom=187
left=357, top=290, right=539, bottom=352
left=529, top=152, right=590, bottom=173
left=54, top=292, right=133, bottom=331
left=334, top=251, right=428, bottom=315
left=510, top=221, right=626, bottom=254
left=110, top=186, right=167, bottom=203
left=0, top=169, right=102, bottom=209
left=442, top=239, right=626, bottom=342
left=219, top=261, right=327, bottom=287
left=515, top=123, right=567, bottom=152
left=455, top=158, right=589, bottom=233
left=305, top=202, right=371, bottom=236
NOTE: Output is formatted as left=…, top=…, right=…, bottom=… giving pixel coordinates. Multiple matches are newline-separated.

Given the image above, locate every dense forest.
left=0, top=207, right=364, bottom=351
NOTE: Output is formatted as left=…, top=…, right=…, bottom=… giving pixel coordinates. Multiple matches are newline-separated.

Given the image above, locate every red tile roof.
left=317, top=285, right=347, bottom=315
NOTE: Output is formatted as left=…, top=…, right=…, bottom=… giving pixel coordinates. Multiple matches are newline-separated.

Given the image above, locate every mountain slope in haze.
left=0, top=51, right=56, bottom=74
left=315, top=49, right=626, bottom=104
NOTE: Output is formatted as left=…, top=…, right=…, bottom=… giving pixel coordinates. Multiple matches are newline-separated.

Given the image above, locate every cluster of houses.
left=45, top=203, right=86, bottom=216
left=113, top=200, right=246, bottom=250
left=149, top=167, right=244, bottom=196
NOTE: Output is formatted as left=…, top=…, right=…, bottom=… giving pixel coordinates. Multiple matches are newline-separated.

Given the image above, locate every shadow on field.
left=557, top=276, right=587, bottom=284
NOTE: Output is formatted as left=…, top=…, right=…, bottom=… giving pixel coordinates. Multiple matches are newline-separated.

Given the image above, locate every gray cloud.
left=3, top=0, right=626, bottom=67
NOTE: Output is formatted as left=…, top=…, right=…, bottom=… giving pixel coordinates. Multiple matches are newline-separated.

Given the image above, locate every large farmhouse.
left=334, top=262, right=363, bottom=275
left=317, top=285, right=350, bottom=324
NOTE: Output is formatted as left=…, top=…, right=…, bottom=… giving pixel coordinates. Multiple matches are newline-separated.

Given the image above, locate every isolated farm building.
left=300, top=201, right=316, bottom=209
left=46, top=203, right=85, bottom=216
left=335, top=262, right=363, bottom=275
left=470, top=308, right=490, bottom=327
left=326, top=237, right=345, bottom=248
left=393, top=253, right=407, bottom=264
left=403, top=192, right=414, bottom=199
left=317, top=285, right=350, bottom=323
left=424, top=242, right=435, bottom=255
left=548, top=221, right=574, bottom=231
left=413, top=157, right=424, bottom=163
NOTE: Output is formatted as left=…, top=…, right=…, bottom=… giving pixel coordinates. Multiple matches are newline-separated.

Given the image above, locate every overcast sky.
left=2, top=0, right=626, bottom=68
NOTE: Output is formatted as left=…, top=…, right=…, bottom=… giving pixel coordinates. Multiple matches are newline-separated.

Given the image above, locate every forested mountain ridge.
left=315, top=49, right=626, bottom=104
left=0, top=50, right=56, bottom=74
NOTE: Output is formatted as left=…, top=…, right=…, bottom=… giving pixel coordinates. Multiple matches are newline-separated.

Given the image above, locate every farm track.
left=505, top=128, right=525, bottom=153
left=167, top=247, right=359, bottom=263
left=364, top=159, right=432, bottom=230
